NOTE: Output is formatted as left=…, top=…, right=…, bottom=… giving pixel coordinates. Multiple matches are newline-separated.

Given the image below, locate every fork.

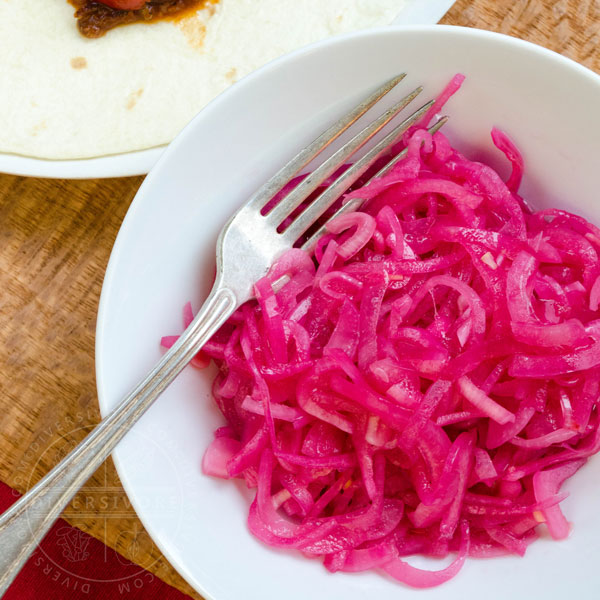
left=0, top=73, right=447, bottom=596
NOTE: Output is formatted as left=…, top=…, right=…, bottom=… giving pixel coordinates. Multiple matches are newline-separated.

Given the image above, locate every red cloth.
left=0, top=481, right=195, bottom=600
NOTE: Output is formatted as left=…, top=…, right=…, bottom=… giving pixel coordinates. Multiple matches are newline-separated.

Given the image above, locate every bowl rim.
left=95, top=23, right=600, bottom=600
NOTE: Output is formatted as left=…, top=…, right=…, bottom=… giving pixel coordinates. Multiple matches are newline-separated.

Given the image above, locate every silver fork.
left=0, top=74, right=447, bottom=596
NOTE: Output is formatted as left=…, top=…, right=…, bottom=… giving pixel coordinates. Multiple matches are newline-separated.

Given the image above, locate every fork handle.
left=0, top=285, right=238, bottom=598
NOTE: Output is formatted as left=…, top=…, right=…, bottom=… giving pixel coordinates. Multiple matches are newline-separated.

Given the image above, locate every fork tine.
left=281, top=100, right=435, bottom=243
left=300, top=116, right=449, bottom=252
left=264, top=86, right=424, bottom=227
left=245, top=74, right=406, bottom=211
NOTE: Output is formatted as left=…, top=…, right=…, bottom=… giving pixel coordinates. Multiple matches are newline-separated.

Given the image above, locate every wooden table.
left=0, top=1, right=598, bottom=597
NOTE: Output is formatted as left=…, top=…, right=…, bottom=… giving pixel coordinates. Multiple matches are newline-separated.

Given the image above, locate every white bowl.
left=96, top=25, right=600, bottom=600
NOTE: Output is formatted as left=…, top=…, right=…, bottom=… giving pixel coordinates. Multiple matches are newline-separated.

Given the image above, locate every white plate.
left=0, top=146, right=165, bottom=180
left=96, top=25, right=600, bottom=600
left=0, top=1, right=455, bottom=180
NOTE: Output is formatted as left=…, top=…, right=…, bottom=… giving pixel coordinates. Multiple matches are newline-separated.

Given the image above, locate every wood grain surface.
left=0, top=1, right=598, bottom=598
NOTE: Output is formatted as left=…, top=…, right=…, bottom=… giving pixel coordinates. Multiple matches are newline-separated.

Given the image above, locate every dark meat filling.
left=71, top=1, right=207, bottom=38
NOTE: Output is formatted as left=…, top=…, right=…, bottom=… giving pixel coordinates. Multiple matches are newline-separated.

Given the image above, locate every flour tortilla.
left=0, top=0, right=405, bottom=159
